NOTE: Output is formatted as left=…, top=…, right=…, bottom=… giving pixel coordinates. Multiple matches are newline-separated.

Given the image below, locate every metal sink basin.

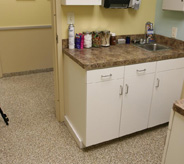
left=134, top=43, right=170, bottom=51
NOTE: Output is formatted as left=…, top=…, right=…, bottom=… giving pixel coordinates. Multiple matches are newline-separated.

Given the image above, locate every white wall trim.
left=0, top=25, right=52, bottom=31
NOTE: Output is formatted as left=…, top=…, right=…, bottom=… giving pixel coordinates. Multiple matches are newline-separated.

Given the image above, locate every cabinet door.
left=86, top=79, right=123, bottom=146
left=61, top=0, right=101, bottom=5
left=119, top=74, right=155, bottom=137
left=148, top=68, right=184, bottom=128
left=162, top=0, right=184, bottom=11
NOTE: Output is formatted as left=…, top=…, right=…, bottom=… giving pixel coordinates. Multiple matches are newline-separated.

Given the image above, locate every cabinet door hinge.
left=56, top=34, right=58, bottom=44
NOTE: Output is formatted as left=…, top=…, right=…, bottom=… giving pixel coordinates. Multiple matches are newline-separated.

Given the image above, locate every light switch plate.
left=67, top=12, right=75, bottom=24
left=171, top=27, right=177, bottom=38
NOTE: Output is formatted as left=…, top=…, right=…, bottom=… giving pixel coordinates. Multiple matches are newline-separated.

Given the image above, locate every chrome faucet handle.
left=140, top=39, right=146, bottom=45
left=147, top=36, right=151, bottom=44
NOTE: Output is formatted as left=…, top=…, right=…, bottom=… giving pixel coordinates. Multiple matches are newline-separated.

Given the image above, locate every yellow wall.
left=61, top=0, right=156, bottom=39
left=0, top=0, right=51, bottom=27
left=0, top=28, right=53, bottom=74
left=0, top=0, right=53, bottom=74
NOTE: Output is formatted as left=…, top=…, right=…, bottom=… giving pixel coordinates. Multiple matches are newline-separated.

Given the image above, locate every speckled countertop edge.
left=63, top=44, right=184, bottom=70
left=173, top=99, right=184, bottom=117
left=63, top=34, right=184, bottom=70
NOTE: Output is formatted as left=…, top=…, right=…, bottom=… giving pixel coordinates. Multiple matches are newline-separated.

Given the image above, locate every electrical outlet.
left=67, top=12, right=75, bottom=24
left=172, top=27, right=177, bottom=38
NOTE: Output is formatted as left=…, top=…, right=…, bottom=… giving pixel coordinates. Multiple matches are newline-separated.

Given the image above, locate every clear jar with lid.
left=101, top=30, right=110, bottom=47
left=83, top=31, right=92, bottom=48
left=92, top=31, right=102, bottom=48
left=110, top=33, right=116, bottom=45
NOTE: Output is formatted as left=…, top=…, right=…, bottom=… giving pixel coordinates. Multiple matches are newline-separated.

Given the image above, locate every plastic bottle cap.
left=111, top=33, right=116, bottom=36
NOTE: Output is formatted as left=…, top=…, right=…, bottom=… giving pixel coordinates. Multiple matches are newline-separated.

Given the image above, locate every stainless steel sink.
left=134, top=43, right=170, bottom=51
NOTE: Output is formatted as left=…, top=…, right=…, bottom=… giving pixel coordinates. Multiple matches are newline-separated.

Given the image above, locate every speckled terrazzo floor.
left=0, top=71, right=168, bottom=164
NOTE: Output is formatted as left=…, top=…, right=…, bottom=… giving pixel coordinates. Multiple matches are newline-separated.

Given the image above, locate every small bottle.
left=68, top=24, right=75, bottom=49
left=75, top=33, right=81, bottom=49
left=110, top=33, right=116, bottom=45
left=80, top=34, right=84, bottom=49
left=126, top=36, right=130, bottom=44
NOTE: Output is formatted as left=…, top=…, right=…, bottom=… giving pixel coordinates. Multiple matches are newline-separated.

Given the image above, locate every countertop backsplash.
left=62, top=34, right=145, bottom=49
left=155, top=35, right=184, bottom=51
left=62, top=34, right=184, bottom=50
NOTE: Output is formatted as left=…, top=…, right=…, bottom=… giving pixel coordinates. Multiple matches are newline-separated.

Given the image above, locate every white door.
left=120, top=74, right=155, bottom=137
left=148, top=68, right=184, bottom=128
left=86, top=79, right=123, bottom=146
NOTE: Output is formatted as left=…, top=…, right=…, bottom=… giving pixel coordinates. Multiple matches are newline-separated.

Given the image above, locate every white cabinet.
left=61, top=0, right=101, bottom=5
left=86, top=66, right=124, bottom=146
left=64, top=54, right=124, bottom=147
left=64, top=54, right=184, bottom=148
left=148, top=58, right=184, bottom=128
left=120, top=62, right=156, bottom=136
left=86, top=79, right=123, bottom=146
left=162, top=0, right=184, bottom=11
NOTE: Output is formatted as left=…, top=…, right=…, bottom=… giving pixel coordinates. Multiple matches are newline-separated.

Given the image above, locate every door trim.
left=0, top=56, right=3, bottom=78
left=51, top=0, right=64, bottom=121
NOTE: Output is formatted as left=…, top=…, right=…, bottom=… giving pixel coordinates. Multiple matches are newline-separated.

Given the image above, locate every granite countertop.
left=63, top=43, right=184, bottom=70
left=173, top=99, right=184, bottom=117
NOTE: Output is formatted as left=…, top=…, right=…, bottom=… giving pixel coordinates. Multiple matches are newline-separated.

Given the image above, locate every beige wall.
left=0, top=0, right=52, bottom=74
left=0, top=0, right=51, bottom=27
left=61, top=0, right=157, bottom=39
left=0, top=28, right=53, bottom=74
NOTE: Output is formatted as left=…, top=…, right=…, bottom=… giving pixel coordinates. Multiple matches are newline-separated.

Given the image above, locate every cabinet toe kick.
left=64, top=116, right=85, bottom=148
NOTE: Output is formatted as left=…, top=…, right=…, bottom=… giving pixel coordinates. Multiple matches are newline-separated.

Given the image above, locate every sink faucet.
left=146, top=36, right=151, bottom=44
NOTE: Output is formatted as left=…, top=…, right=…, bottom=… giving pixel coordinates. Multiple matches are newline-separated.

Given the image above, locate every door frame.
left=0, top=56, right=2, bottom=78
left=181, top=81, right=184, bottom=99
left=51, top=0, right=64, bottom=121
